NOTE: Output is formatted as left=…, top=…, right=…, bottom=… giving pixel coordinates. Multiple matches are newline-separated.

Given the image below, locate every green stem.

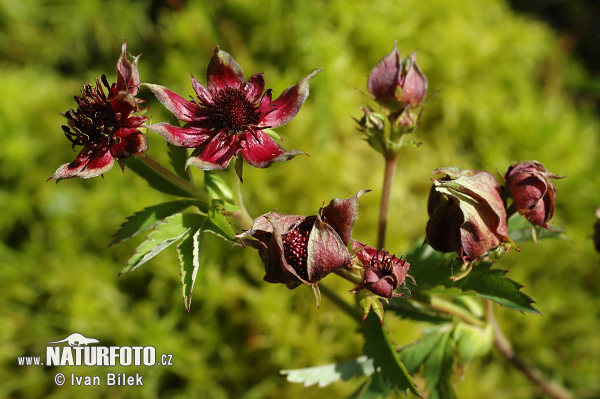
left=377, top=153, right=399, bottom=249
left=412, top=295, right=485, bottom=327
left=230, top=165, right=254, bottom=230
left=485, top=301, right=574, bottom=399
left=334, top=267, right=363, bottom=285
left=137, top=155, right=211, bottom=208
left=319, top=283, right=362, bottom=322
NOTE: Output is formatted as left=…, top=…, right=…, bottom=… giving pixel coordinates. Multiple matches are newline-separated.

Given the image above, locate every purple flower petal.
left=186, top=132, right=239, bottom=170
left=206, top=45, right=246, bottom=91
left=147, top=123, right=212, bottom=148
left=240, top=130, right=303, bottom=168
left=116, top=40, right=141, bottom=96
left=144, top=83, right=200, bottom=123
left=259, top=68, right=322, bottom=129
left=50, top=148, right=115, bottom=180
left=244, top=73, right=265, bottom=103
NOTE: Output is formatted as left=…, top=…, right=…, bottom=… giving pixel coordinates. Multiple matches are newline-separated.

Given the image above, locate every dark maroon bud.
left=505, top=161, right=563, bottom=230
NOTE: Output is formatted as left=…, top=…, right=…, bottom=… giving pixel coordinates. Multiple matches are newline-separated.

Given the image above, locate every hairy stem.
left=484, top=300, right=574, bottom=399
left=411, top=295, right=486, bottom=327
left=377, top=153, right=399, bottom=249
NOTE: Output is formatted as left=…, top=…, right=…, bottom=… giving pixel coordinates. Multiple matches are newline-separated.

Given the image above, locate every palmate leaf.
left=507, top=212, right=564, bottom=244
left=362, top=312, right=419, bottom=395
left=120, top=213, right=205, bottom=274
left=280, top=355, right=375, bottom=388
left=406, top=244, right=539, bottom=314
left=110, top=200, right=196, bottom=246
left=400, top=326, right=456, bottom=399
left=347, top=371, right=392, bottom=399
left=177, top=226, right=204, bottom=312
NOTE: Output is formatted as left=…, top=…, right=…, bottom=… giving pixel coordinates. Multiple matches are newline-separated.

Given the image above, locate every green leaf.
left=203, top=203, right=238, bottom=244
left=399, top=326, right=456, bottom=399
left=124, top=156, right=193, bottom=198
left=452, top=322, right=493, bottom=366
left=507, top=212, right=564, bottom=244
left=121, top=213, right=205, bottom=274
left=110, top=200, right=195, bottom=246
left=406, top=244, right=539, bottom=314
left=347, top=372, right=392, bottom=399
left=280, top=355, right=374, bottom=388
left=204, top=171, right=234, bottom=204
left=168, top=144, right=190, bottom=180
left=177, top=226, right=205, bottom=312
left=362, top=312, right=419, bottom=395
left=357, top=290, right=385, bottom=324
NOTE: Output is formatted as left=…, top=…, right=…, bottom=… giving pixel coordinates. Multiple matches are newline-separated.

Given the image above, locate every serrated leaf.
left=203, top=204, right=238, bottom=243
left=347, top=372, right=392, bottom=399
left=124, top=156, right=194, bottom=198
left=178, top=226, right=205, bottom=311
left=362, top=312, right=419, bottom=395
left=111, top=200, right=195, bottom=246
left=406, top=244, right=539, bottom=314
left=280, top=355, right=374, bottom=388
left=121, top=213, right=205, bottom=274
left=204, top=171, right=234, bottom=203
left=168, top=144, right=190, bottom=180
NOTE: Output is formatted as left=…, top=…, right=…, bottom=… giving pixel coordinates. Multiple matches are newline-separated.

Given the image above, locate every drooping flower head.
left=236, top=191, right=368, bottom=305
left=504, top=161, right=563, bottom=230
left=350, top=241, right=413, bottom=299
left=426, top=167, right=514, bottom=265
left=145, top=45, right=322, bottom=174
left=49, top=41, right=147, bottom=180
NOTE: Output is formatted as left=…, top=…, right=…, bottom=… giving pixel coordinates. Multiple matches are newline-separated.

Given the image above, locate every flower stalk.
left=377, top=153, right=399, bottom=248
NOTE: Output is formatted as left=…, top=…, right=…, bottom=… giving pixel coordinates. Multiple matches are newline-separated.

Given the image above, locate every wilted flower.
left=367, top=43, right=428, bottom=110
left=236, top=191, right=368, bottom=291
left=350, top=241, right=413, bottom=299
left=49, top=41, right=147, bottom=180
left=426, top=167, right=513, bottom=265
left=505, top=161, right=562, bottom=230
left=145, top=45, right=321, bottom=173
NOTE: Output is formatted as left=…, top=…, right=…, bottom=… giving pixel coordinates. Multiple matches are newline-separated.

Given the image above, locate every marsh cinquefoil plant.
left=50, top=41, right=573, bottom=399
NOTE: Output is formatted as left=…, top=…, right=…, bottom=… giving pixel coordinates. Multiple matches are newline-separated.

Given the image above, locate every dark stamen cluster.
left=205, top=87, right=260, bottom=134
left=62, top=75, right=117, bottom=149
left=372, top=250, right=400, bottom=275
left=281, top=218, right=315, bottom=280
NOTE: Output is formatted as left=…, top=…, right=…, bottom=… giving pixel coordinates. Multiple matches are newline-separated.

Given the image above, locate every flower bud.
left=367, top=43, right=428, bottom=110
left=426, top=167, right=512, bottom=264
left=505, top=161, right=562, bottom=229
left=350, top=241, right=414, bottom=299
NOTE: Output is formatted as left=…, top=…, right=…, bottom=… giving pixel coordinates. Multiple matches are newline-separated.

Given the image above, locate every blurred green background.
left=1, top=0, right=599, bottom=397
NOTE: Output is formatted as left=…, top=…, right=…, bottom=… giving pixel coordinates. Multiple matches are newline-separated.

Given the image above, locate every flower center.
left=281, top=217, right=316, bottom=280
left=62, top=75, right=118, bottom=148
left=205, top=87, right=259, bottom=134
left=371, top=250, right=398, bottom=276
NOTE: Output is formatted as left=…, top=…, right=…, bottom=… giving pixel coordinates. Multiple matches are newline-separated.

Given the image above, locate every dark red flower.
left=145, top=45, right=321, bottom=172
left=426, top=167, right=513, bottom=264
left=350, top=241, right=413, bottom=299
left=236, top=191, right=368, bottom=289
left=505, top=161, right=562, bottom=229
left=49, top=41, right=147, bottom=180
left=367, top=43, right=428, bottom=110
